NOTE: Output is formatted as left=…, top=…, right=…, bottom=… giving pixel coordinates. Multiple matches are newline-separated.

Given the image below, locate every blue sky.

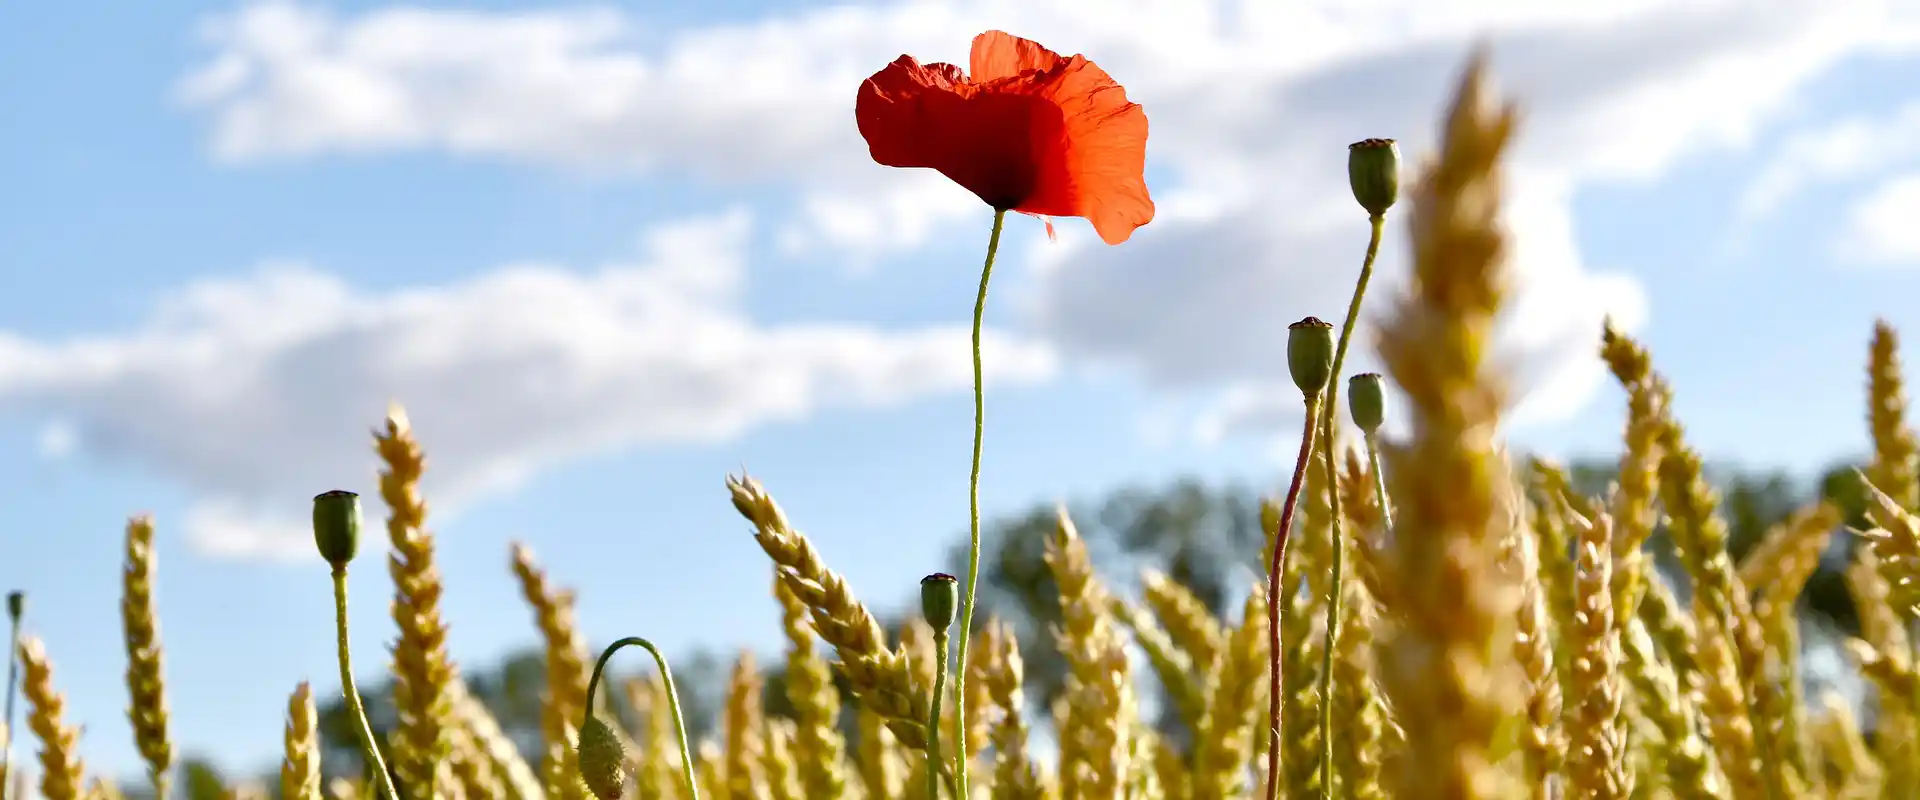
left=3, top=0, right=1920, bottom=784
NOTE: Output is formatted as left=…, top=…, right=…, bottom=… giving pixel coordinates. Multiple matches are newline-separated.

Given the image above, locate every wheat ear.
left=374, top=406, right=460, bottom=799
left=18, top=637, right=84, bottom=800
left=281, top=681, right=321, bottom=800
left=119, top=516, right=173, bottom=799
left=1371, top=50, right=1526, bottom=800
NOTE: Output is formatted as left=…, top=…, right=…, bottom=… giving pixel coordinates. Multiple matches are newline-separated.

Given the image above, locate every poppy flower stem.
left=583, top=637, right=701, bottom=800
left=2, top=590, right=22, bottom=800
left=1367, top=432, right=1393, bottom=529
left=331, top=567, right=401, bottom=800
left=951, top=207, right=1006, bottom=800
left=1266, top=393, right=1324, bottom=800
left=1316, top=211, right=1388, bottom=799
left=926, top=630, right=952, bottom=800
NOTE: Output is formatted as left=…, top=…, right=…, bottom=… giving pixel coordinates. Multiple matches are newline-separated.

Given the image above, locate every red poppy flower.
left=855, top=30, right=1155, bottom=245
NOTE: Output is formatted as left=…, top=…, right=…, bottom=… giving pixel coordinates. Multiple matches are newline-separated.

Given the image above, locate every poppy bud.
left=6, top=590, right=22, bottom=621
left=576, top=715, right=627, bottom=800
left=1287, top=317, right=1336, bottom=397
left=312, top=490, right=362, bottom=569
left=920, top=573, right=960, bottom=633
left=1348, top=373, right=1387, bottom=435
left=1347, top=139, right=1400, bottom=217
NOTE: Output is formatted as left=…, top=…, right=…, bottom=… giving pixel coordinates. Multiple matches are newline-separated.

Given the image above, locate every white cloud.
left=181, top=0, right=1920, bottom=181
left=1841, top=173, right=1920, bottom=265
left=1739, top=102, right=1920, bottom=221
left=170, top=0, right=1920, bottom=449
left=36, top=421, right=78, bottom=460
left=1016, top=0, right=1903, bottom=443
left=775, top=172, right=988, bottom=269
left=179, top=3, right=853, bottom=178
left=0, top=211, right=1057, bottom=558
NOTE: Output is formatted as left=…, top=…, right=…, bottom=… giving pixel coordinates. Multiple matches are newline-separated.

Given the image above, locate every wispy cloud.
left=1738, top=103, right=1920, bottom=221
left=1840, top=173, right=1920, bottom=266
left=0, top=211, right=1057, bottom=557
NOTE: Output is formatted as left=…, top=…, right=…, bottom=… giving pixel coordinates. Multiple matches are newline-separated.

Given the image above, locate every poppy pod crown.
left=855, top=30, right=1155, bottom=245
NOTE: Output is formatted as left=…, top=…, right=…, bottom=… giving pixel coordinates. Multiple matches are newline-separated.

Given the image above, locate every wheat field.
left=5, top=53, right=1920, bottom=800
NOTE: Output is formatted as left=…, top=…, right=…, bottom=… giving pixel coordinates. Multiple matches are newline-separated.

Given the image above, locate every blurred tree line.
left=160, top=455, right=1879, bottom=795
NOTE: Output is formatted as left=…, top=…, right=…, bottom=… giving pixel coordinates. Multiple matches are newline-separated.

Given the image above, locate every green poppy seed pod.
left=1287, top=317, right=1336, bottom=397
left=1347, top=138, right=1400, bottom=217
left=6, top=590, right=22, bottom=621
left=311, top=490, right=362, bottom=569
left=577, top=715, right=627, bottom=800
left=920, top=573, right=959, bottom=633
left=1348, top=373, right=1387, bottom=435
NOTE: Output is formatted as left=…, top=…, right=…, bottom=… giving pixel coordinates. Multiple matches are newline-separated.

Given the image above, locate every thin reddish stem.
left=1266, top=394, right=1323, bottom=800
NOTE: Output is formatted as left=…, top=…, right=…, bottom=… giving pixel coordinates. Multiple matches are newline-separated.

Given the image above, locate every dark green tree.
left=178, top=757, right=227, bottom=800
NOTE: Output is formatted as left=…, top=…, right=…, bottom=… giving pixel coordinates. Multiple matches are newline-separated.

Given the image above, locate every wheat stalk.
left=960, top=613, right=996, bottom=769
left=1371, top=50, right=1526, bottom=800
left=1812, top=690, right=1879, bottom=799
left=761, top=717, right=801, bottom=800
left=1749, top=502, right=1841, bottom=789
left=1142, top=570, right=1226, bottom=673
left=1621, top=614, right=1727, bottom=799
left=18, top=637, right=84, bottom=800
left=1512, top=500, right=1562, bottom=800
left=625, top=672, right=682, bottom=800
left=863, top=704, right=911, bottom=800
left=281, top=681, right=321, bottom=800
left=1862, top=481, right=1920, bottom=620
left=118, top=515, right=173, bottom=799
left=511, top=542, right=592, bottom=800
left=772, top=573, right=850, bottom=799
left=728, top=474, right=928, bottom=749
left=1599, top=325, right=1671, bottom=621
left=374, top=406, right=460, bottom=799
left=722, top=652, right=769, bottom=800
left=1565, top=511, right=1629, bottom=798
left=450, top=677, right=546, bottom=800
left=1043, top=508, right=1134, bottom=800
left=978, top=620, right=1048, bottom=800
left=1114, top=596, right=1204, bottom=729
left=1189, top=587, right=1267, bottom=800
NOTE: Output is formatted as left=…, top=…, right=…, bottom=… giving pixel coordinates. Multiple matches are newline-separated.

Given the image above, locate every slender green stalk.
left=927, top=631, right=953, bottom=800
left=585, top=637, right=699, bottom=800
left=952, top=207, right=1007, bottom=800
left=2, top=596, right=20, bottom=800
left=332, top=568, right=400, bottom=800
left=1318, top=212, right=1387, bottom=798
left=1366, top=433, right=1393, bottom=529
left=1266, top=393, right=1326, bottom=800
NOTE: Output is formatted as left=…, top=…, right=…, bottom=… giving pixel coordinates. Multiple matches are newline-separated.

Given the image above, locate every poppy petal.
left=1020, top=212, right=1058, bottom=242
left=1006, top=57, right=1155, bottom=245
left=855, top=55, right=970, bottom=170
left=857, top=55, right=1058, bottom=210
left=856, top=33, right=1154, bottom=244
left=970, top=30, right=1066, bottom=83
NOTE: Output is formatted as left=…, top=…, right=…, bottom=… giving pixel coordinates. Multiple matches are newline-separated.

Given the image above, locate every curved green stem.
left=1265, top=393, right=1325, bottom=800
left=952, top=207, right=1006, bottom=800
left=333, top=568, right=401, bottom=800
left=585, top=637, right=699, bottom=800
left=927, top=631, right=953, bottom=799
left=1366, top=433, right=1392, bottom=529
left=1318, top=212, right=1386, bottom=799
